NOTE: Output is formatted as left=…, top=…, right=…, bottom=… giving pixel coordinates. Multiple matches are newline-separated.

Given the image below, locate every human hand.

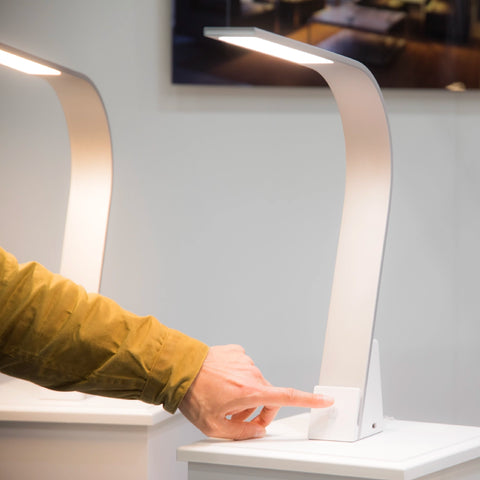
left=179, top=344, right=334, bottom=440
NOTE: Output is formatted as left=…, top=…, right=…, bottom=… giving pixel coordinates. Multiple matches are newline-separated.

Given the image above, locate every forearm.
left=0, top=247, right=208, bottom=413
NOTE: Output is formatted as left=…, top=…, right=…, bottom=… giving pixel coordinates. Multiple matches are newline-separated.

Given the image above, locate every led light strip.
left=0, top=49, right=61, bottom=75
left=218, top=36, right=333, bottom=65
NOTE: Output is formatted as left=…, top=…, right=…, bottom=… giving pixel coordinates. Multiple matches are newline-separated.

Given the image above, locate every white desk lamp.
left=205, top=26, right=391, bottom=442
left=0, top=43, right=112, bottom=293
left=178, top=28, right=480, bottom=480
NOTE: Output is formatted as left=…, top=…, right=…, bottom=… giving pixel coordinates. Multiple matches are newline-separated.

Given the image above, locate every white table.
left=178, top=413, right=480, bottom=480
left=0, top=377, right=203, bottom=480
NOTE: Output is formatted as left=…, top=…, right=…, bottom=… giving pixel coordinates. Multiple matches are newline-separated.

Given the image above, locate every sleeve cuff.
left=141, top=326, right=209, bottom=413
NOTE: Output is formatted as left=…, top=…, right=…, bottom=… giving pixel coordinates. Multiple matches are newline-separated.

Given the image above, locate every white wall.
left=0, top=0, right=479, bottom=427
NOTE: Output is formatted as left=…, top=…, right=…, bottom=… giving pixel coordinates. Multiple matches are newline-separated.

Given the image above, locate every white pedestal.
left=0, top=377, right=204, bottom=480
left=178, top=413, right=480, bottom=480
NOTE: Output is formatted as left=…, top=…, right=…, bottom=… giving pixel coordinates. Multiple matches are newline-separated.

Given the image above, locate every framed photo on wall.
left=172, top=0, right=480, bottom=89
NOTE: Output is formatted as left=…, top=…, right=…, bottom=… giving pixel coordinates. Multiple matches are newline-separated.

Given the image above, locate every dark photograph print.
left=172, top=0, right=480, bottom=89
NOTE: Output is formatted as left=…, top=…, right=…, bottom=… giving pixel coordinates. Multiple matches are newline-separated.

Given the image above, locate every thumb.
left=220, top=419, right=266, bottom=441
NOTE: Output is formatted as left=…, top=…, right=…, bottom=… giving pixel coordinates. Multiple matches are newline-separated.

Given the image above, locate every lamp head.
left=204, top=27, right=333, bottom=66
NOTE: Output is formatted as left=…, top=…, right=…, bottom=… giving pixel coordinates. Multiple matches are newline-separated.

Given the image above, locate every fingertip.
left=315, top=394, right=335, bottom=407
left=257, top=387, right=335, bottom=408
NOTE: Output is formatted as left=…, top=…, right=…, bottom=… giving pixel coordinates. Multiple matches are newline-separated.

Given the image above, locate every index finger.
left=250, top=387, right=334, bottom=409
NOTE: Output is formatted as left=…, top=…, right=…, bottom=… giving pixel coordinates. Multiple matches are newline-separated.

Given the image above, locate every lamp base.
left=309, top=339, right=383, bottom=441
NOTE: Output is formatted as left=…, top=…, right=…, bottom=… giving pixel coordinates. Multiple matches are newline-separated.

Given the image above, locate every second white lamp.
left=204, top=27, right=392, bottom=442
left=0, top=42, right=112, bottom=294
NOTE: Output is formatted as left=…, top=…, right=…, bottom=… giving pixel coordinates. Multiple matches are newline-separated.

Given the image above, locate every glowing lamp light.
left=205, top=27, right=392, bottom=442
left=0, top=49, right=61, bottom=75
left=217, top=36, right=333, bottom=64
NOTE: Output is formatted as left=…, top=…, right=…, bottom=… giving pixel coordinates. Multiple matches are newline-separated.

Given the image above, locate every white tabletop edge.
left=178, top=416, right=480, bottom=480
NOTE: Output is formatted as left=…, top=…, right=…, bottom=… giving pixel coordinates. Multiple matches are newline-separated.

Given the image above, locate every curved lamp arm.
left=314, top=62, right=391, bottom=394
left=204, top=27, right=392, bottom=441
left=0, top=43, right=112, bottom=293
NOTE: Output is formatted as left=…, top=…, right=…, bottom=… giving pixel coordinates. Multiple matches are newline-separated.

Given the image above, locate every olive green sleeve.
left=0, top=247, right=209, bottom=413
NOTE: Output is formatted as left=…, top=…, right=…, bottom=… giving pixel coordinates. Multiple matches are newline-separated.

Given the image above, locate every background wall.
left=0, top=0, right=479, bottom=427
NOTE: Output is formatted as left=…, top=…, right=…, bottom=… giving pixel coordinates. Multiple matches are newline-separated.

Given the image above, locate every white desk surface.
left=178, top=413, right=480, bottom=480
left=0, top=377, right=169, bottom=426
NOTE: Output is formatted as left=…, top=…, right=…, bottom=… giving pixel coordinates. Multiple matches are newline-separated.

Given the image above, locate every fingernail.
left=254, top=428, right=266, bottom=438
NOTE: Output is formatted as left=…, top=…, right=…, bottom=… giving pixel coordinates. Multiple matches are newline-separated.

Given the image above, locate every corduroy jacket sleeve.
left=0, top=247, right=209, bottom=413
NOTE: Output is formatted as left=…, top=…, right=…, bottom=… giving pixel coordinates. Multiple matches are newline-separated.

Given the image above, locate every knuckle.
left=284, top=387, right=297, bottom=402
